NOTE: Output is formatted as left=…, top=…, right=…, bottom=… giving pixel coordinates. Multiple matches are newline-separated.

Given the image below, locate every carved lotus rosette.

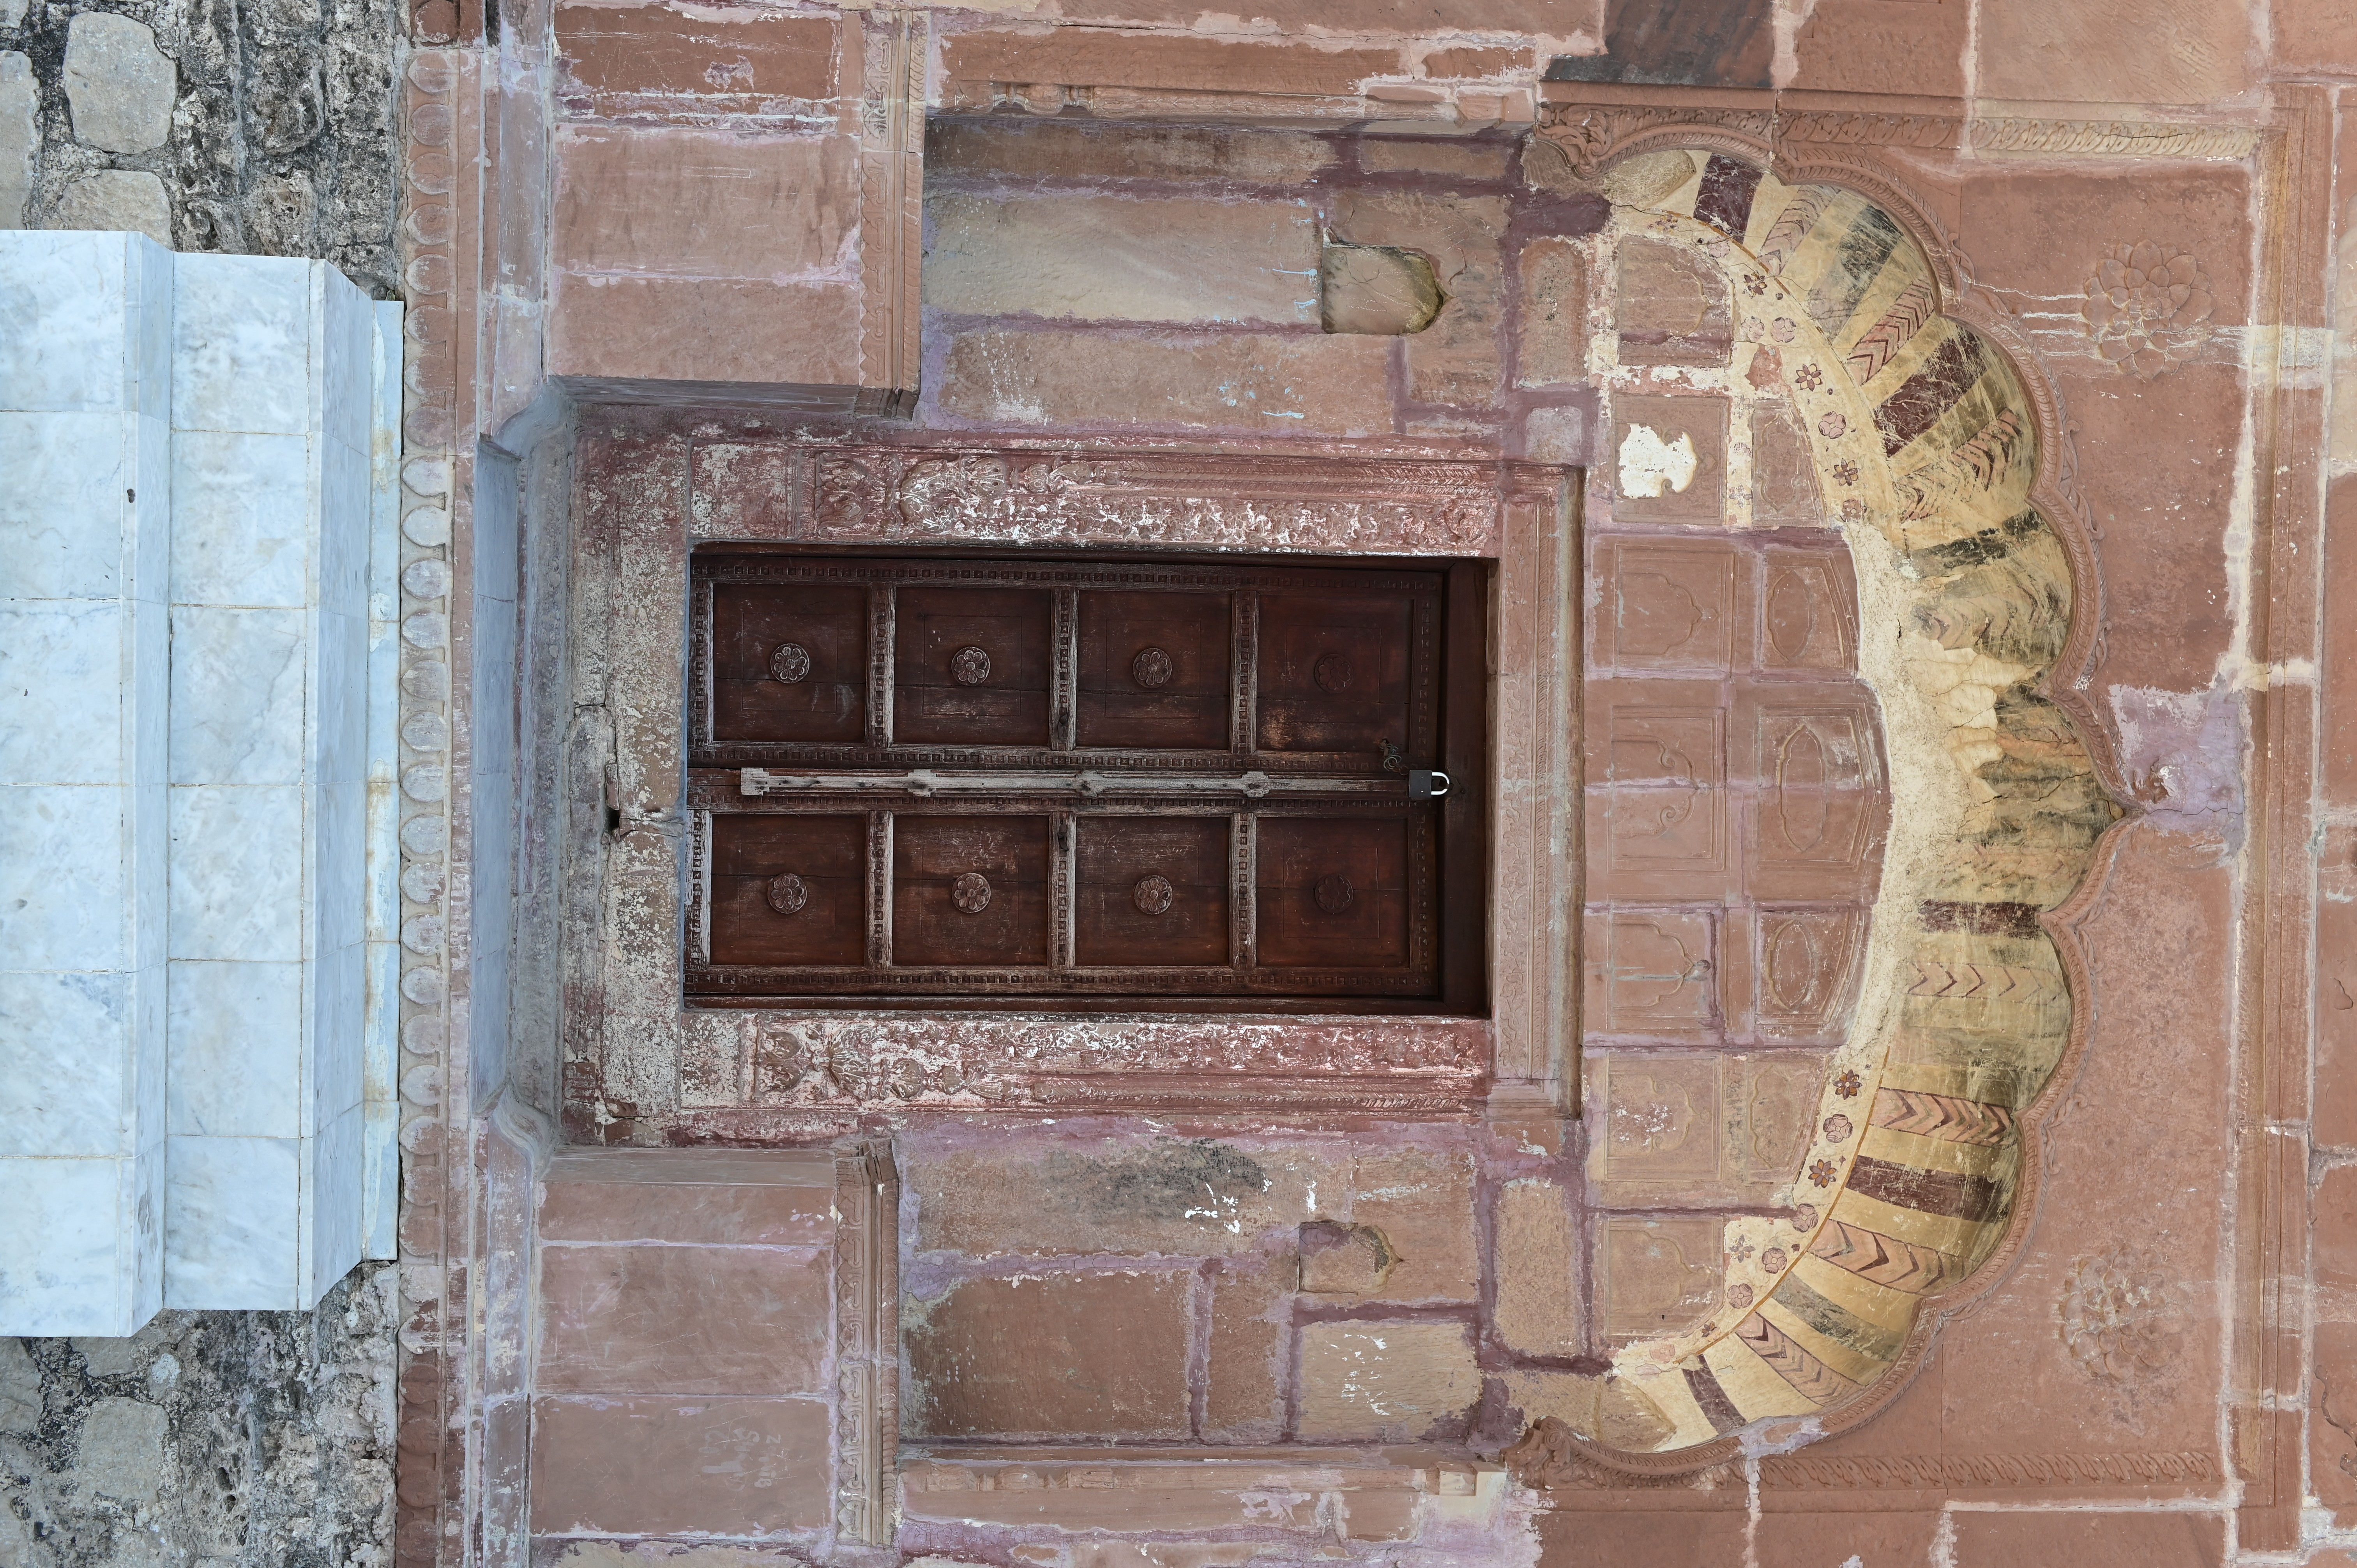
left=2081, top=242, right=2214, bottom=380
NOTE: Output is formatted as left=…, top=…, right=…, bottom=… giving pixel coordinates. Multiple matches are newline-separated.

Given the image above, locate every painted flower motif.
left=1726, top=1284, right=1756, bottom=1309
left=1834, top=1070, right=1863, bottom=1099
left=1822, top=1113, right=1855, bottom=1143
left=1791, top=362, right=1821, bottom=389
left=1830, top=460, right=1860, bottom=487
left=1744, top=274, right=1768, bottom=296
left=1817, top=411, right=1848, bottom=439
left=1808, top=1158, right=1839, bottom=1188
left=1760, top=1247, right=1789, bottom=1273
left=1790, top=1205, right=1818, bottom=1230
left=1771, top=317, right=1797, bottom=344
left=1728, top=1238, right=1756, bottom=1263
left=1840, top=498, right=1867, bottom=524
left=2083, top=242, right=2214, bottom=381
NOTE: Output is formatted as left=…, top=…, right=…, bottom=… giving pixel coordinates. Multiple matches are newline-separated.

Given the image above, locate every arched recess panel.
left=1519, top=145, right=2122, bottom=1470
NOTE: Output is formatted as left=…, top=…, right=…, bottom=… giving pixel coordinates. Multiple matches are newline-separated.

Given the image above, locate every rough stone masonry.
left=0, top=0, right=398, bottom=291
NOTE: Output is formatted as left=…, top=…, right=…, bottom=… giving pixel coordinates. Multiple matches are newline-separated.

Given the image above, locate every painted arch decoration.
left=1514, top=133, right=2123, bottom=1471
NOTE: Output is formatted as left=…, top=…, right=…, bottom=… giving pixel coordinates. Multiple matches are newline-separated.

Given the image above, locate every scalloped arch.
left=1512, top=132, right=2133, bottom=1478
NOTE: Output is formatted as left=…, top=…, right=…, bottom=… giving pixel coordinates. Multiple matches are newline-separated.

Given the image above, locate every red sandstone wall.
left=382, top=4, right=2357, bottom=1567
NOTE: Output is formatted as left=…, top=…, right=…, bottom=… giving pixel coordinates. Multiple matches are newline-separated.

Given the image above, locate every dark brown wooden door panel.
left=1255, top=593, right=1423, bottom=761
left=688, top=551, right=1485, bottom=1011
left=1073, top=814, right=1232, bottom=968
left=1254, top=816, right=1415, bottom=969
left=710, top=582, right=867, bottom=743
left=709, top=814, right=869, bottom=967
left=892, top=814, right=1053, bottom=967
left=1075, top=590, right=1232, bottom=750
left=895, top=587, right=1055, bottom=746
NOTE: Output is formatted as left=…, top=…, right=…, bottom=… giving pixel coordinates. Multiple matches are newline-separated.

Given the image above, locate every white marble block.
left=0, top=232, right=174, bottom=1335
left=364, top=299, right=403, bottom=1263
left=165, top=255, right=381, bottom=1310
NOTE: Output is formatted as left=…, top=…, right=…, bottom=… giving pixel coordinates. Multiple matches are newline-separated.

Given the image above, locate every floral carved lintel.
left=809, top=448, right=1508, bottom=555
left=742, top=1013, right=1490, bottom=1115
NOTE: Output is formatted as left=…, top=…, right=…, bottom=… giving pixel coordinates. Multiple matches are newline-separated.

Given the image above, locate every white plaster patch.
left=1617, top=422, right=1698, bottom=497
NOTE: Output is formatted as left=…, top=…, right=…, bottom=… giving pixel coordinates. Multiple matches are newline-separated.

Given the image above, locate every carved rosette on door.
left=686, top=554, right=1488, bottom=1011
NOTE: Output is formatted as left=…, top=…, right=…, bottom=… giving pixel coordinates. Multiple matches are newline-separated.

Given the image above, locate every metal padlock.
left=1408, top=768, right=1451, bottom=800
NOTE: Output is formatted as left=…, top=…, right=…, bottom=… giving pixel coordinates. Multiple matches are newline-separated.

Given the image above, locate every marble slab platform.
left=0, top=235, right=400, bottom=1331
left=0, top=232, right=174, bottom=1335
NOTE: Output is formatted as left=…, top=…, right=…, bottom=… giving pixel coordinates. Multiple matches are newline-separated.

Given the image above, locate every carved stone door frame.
left=573, top=429, right=1578, bottom=1133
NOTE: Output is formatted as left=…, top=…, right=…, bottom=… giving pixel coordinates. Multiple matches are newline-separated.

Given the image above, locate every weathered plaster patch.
left=1616, top=421, right=1698, bottom=495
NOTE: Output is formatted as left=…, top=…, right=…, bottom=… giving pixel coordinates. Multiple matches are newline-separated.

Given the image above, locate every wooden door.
left=687, top=553, right=1486, bottom=1012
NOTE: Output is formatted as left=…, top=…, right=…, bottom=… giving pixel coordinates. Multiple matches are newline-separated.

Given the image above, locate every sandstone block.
left=1597, top=1216, right=1721, bottom=1343
left=553, top=127, right=857, bottom=279
left=912, top=1137, right=1343, bottom=1258
left=1329, top=191, right=1506, bottom=406
left=551, top=1545, right=815, bottom=1568
left=1537, top=1511, right=1746, bottom=1566
left=49, top=171, right=171, bottom=247
left=1494, top=1179, right=1581, bottom=1356
left=1348, top=1148, right=1478, bottom=1303
left=1786, top=0, right=1967, bottom=97
left=940, top=31, right=1401, bottom=98
left=536, top=1243, right=829, bottom=1395
left=1945, top=1510, right=2224, bottom=1565
left=1751, top=400, right=1825, bottom=524
left=1522, top=404, right=1592, bottom=465
left=2324, top=1163, right=2357, bottom=1297
left=1070, top=1545, right=1265, bottom=1568
left=2317, top=1321, right=2357, bottom=1513
left=1203, top=1258, right=1287, bottom=1439
left=1296, top=1321, right=1479, bottom=1441
left=906, top=1271, right=1193, bottom=1438
left=548, top=275, right=860, bottom=386
left=938, top=329, right=1394, bottom=436
left=2275, top=0, right=2357, bottom=72
left=555, top=5, right=837, bottom=104
left=1504, top=1373, right=1681, bottom=1454
left=926, top=195, right=1318, bottom=327
left=536, top=1150, right=835, bottom=1247
left=529, top=1394, right=829, bottom=1536
left=1616, top=236, right=1730, bottom=367
left=928, top=120, right=1335, bottom=185
left=0, top=54, right=32, bottom=229
left=63, top=14, right=174, bottom=155
left=1357, top=138, right=1514, bottom=180
left=1975, top=0, right=2250, bottom=104
left=1518, top=237, right=1590, bottom=385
